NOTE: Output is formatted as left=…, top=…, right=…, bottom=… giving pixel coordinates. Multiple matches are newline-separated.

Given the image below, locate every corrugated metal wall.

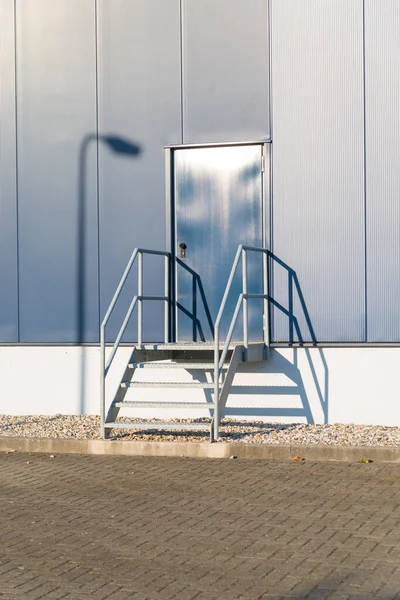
left=97, top=0, right=181, bottom=342
left=1, top=0, right=400, bottom=344
left=365, top=0, right=400, bottom=342
left=15, top=0, right=99, bottom=342
left=270, top=0, right=365, bottom=342
left=0, top=0, right=18, bottom=341
left=181, top=0, right=270, bottom=144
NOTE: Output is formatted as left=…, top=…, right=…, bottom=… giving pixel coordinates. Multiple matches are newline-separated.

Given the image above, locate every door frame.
left=164, top=141, right=271, bottom=342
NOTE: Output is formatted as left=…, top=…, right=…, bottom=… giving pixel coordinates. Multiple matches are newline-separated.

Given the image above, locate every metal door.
left=174, top=144, right=264, bottom=342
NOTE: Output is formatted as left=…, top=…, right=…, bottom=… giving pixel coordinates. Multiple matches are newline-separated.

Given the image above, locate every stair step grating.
left=104, top=421, right=210, bottom=431
left=121, top=381, right=218, bottom=389
left=129, top=362, right=229, bottom=370
left=133, top=342, right=240, bottom=351
left=114, top=401, right=214, bottom=409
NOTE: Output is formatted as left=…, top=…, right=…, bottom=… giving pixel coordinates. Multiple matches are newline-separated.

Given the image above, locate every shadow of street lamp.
left=77, top=133, right=141, bottom=414
left=77, top=133, right=142, bottom=345
left=99, top=135, right=142, bottom=157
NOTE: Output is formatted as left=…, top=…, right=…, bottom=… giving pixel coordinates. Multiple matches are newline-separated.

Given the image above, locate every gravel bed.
left=0, top=415, right=399, bottom=446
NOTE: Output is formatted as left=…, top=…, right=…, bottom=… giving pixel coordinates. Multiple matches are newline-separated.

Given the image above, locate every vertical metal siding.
left=271, top=0, right=365, bottom=342
left=97, top=0, right=181, bottom=342
left=16, top=0, right=99, bottom=342
left=365, top=1, right=400, bottom=341
left=0, top=0, right=18, bottom=341
left=182, top=0, right=270, bottom=144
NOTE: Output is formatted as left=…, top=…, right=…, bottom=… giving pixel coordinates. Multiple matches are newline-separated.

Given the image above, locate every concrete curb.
left=0, top=436, right=399, bottom=462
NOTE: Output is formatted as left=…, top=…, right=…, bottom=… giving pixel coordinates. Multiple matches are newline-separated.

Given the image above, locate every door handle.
left=179, top=242, right=187, bottom=259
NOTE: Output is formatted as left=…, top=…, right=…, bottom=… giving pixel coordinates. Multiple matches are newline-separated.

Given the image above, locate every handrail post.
left=100, top=325, right=105, bottom=438
left=192, top=274, right=197, bottom=342
left=263, top=250, right=269, bottom=354
left=242, top=248, right=248, bottom=361
left=213, top=327, right=219, bottom=441
left=138, top=251, right=143, bottom=345
left=164, top=254, right=169, bottom=343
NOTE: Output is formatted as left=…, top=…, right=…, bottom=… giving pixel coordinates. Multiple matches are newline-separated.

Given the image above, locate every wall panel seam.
left=13, top=0, right=20, bottom=342
left=95, top=0, right=100, bottom=341
left=362, top=0, right=368, bottom=343
left=267, top=0, right=273, bottom=142
left=179, top=0, right=184, bottom=144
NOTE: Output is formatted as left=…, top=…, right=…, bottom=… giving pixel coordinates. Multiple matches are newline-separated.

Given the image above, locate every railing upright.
left=263, top=251, right=270, bottom=351
left=138, top=252, right=143, bottom=345
left=242, top=248, right=248, bottom=361
left=213, top=329, right=219, bottom=441
left=100, top=326, right=106, bottom=435
left=164, top=254, right=169, bottom=343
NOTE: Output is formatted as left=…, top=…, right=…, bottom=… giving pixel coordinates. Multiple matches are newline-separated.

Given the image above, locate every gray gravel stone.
left=0, top=415, right=399, bottom=446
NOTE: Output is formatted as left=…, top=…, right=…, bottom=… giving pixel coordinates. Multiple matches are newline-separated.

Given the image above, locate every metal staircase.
left=100, top=245, right=270, bottom=441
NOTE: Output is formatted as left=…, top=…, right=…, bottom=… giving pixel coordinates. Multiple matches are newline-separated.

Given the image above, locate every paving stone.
left=0, top=454, right=400, bottom=599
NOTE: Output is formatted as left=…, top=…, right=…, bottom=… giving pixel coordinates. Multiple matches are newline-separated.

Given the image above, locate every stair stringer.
left=217, top=345, right=243, bottom=425
left=217, top=342, right=268, bottom=427
left=104, top=347, right=175, bottom=436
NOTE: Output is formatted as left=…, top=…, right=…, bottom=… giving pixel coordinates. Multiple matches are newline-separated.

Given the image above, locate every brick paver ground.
left=0, top=453, right=399, bottom=600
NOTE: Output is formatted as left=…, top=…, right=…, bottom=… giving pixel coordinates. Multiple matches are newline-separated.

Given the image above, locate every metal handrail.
left=213, top=245, right=270, bottom=440
left=100, top=248, right=170, bottom=434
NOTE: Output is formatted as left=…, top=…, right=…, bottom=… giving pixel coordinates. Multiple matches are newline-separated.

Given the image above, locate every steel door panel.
left=175, top=145, right=263, bottom=341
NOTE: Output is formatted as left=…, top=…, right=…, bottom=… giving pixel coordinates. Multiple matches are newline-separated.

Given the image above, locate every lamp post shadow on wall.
left=78, top=133, right=142, bottom=412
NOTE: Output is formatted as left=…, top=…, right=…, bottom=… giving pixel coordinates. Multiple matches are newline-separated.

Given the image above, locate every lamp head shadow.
left=77, top=132, right=142, bottom=344
left=100, top=134, right=142, bottom=157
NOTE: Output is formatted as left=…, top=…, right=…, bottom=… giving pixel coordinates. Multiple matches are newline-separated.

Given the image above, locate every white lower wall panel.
left=0, top=346, right=399, bottom=427
left=0, top=346, right=132, bottom=416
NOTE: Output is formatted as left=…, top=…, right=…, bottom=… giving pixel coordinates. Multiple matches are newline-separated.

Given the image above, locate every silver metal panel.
left=365, top=1, right=400, bottom=341
left=182, top=0, right=270, bottom=144
left=270, top=0, right=365, bottom=342
left=97, top=0, right=181, bottom=343
left=16, top=0, right=98, bottom=342
left=0, top=0, right=18, bottom=341
left=175, top=145, right=263, bottom=341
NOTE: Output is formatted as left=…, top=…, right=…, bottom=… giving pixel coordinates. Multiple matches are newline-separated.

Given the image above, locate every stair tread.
left=121, top=381, right=217, bottom=389
left=104, top=421, right=210, bottom=431
left=114, top=401, right=214, bottom=408
left=129, top=362, right=229, bottom=369
left=134, top=342, right=242, bottom=351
